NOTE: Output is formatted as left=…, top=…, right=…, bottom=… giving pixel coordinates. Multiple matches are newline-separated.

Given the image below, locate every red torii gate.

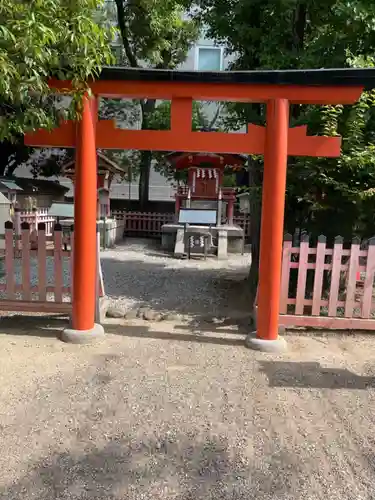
left=25, top=67, right=372, bottom=349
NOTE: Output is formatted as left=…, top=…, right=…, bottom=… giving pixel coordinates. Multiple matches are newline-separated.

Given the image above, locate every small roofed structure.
left=166, top=151, right=247, bottom=224
left=61, top=152, right=127, bottom=218
left=0, top=177, right=68, bottom=209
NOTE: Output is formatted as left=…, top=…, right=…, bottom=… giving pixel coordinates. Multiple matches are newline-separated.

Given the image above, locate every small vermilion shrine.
left=24, top=66, right=375, bottom=350
left=61, top=151, right=126, bottom=219
left=166, top=152, right=246, bottom=225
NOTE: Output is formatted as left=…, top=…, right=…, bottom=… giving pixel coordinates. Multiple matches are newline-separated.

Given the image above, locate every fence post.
left=295, top=234, right=310, bottom=315
left=32, top=206, right=38, bottom=233
left=4, top=221, right=15, bottom=300
left=344, top=237, right=360, bottom=318
left=362, top=237, right=375, bottom=318
left=328, top=235, right=343, bottom=317
left=53, top=223, right=63, bottom=303
left=280, top=233, right=292, bottom=314
left=14, top=207, right=21, bottom=250
left=312, top=235, right=327, bottom=316
left=21, top=221, right=31, bottom=301
left=37, top=222, right=47, bottom=302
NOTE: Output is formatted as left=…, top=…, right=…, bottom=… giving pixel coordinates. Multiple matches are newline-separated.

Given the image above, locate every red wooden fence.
left=111, top=210, right=251, bottom=238
left=279, top=234, right=375, bottom=330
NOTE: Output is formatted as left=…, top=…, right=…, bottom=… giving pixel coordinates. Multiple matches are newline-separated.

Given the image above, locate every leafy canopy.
left=114, top=0, right=199, bottom=68
left=198, top=0, right=375, bottom=241
left=0, top=0, right=114, bottom=140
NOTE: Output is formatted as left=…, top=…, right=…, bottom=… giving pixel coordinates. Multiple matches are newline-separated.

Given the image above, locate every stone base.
left=98, top=296, right=111, bottom=323
left=245, top=331, right=287, bottom=353
left=59, top=323, right=105, bottom=344
left=161, top=223, right=245, bottom=255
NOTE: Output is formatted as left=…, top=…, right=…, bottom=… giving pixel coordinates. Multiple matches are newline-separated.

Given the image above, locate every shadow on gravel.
left=0, top=316, right=246, bottom=347
left=0, top=432, right=298, bottom=500
left=105, top=323, right=246, bottom=347
left=101, top=253, right=250, bottom=322
left=259, top=361, right=375, bottom=390
left=0, top=314, right=69, bottom=338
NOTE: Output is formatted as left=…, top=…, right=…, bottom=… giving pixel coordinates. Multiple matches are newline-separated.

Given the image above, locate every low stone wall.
left=98, top=218, right=125, bottom=249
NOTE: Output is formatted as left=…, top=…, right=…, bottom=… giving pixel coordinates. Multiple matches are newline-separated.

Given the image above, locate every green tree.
left=113, top=0, right=200, bottom=207
left=198, top=0, right=375, bottom=304
left=0, top=0, right=114, bottom=176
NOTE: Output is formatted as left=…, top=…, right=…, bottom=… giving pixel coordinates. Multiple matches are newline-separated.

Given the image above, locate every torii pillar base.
left=245, top=329, right=287, bottom=353
left=60, top=324, right=105, bottom=344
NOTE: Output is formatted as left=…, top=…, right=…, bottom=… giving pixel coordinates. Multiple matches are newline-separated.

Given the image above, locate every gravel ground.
left=0, top=239, right=375, bottom=499
left=0, top=320, right=374, bottom=499
left=101, top=239, right=251, bottom=319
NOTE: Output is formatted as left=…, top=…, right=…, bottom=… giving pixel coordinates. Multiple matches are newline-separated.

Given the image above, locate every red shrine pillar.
left=62, top=95, right=104, bottom=342
left=249, top=99, right=289, bottom=351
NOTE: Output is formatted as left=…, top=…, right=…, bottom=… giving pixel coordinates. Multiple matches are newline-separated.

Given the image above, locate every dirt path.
left=0, top=318, right=374, bottom=499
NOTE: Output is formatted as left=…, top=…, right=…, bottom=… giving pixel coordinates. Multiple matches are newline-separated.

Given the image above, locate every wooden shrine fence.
left=279, top=234, right=375, bottom=330
left=0, top=221, right=105, bottom=315
left=15, top=209, right=56, bottom=237
left=0, top=221, right=73, bottom=313
left=111, top=210, right=251, bottom=239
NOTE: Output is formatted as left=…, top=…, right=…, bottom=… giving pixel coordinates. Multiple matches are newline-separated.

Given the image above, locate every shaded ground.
left=100, top=239, right=251, bottom=320
left=0, top=316, right=375, bottom=499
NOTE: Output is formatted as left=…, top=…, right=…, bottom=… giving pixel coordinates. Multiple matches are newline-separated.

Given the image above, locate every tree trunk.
left=138, top=98, right=156, bottom=209
left=138, top=150, right=152, bottom=208
left=0, top=140, right=30, bottom=177
left=247, top=157, right=263, bottom=311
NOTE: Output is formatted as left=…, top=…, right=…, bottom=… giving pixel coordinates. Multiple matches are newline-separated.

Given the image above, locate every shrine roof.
left=165, top=152, right=247, bottom=168
left=99, top=67, right=375, bottom=90
left=62, top=152, right=127, bottom=176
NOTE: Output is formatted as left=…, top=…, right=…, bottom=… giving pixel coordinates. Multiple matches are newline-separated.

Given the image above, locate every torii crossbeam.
left=25, top=67, right=375, bottom=349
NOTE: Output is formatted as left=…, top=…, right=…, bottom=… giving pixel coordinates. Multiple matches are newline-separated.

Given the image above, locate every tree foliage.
left=197, top=0, right=375, bottom=300
left=0, top=0, right=114, bottom=176
left=112, top=0, right=200, bottom=206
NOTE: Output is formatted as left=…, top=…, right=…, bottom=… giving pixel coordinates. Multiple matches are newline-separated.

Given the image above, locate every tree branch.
left=114, top=0, right=139, bottom=68
left=207, top=104, right=222, bottom=130
left=293, top=2, right=307, bottom=52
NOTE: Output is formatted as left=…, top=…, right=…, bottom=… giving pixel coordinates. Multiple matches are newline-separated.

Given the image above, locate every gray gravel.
left=0, top=239, right=374, bottom=499
left=101, top=239, right=251, bottom=319
left=0, top=322, right=374, bottom=499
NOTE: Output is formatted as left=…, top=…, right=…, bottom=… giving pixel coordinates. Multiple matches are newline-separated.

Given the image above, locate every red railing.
left=111, top=210, right=251, bottom=238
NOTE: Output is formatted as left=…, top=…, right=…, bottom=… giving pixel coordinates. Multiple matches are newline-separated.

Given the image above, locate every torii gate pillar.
left=247, top=99, right=289, bottom=352
left=61, top=95, right=104, bottom=343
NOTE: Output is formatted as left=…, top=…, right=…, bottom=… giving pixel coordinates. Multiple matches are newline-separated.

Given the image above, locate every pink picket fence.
left=0, top=221, right=73, bottom=313
left=279, top=234, right=375, bottom=330
left=111, top=210, right=251, bottom=238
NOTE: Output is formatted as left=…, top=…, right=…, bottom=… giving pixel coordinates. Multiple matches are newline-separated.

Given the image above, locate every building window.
left=195, top=47, right=223, bottom=71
